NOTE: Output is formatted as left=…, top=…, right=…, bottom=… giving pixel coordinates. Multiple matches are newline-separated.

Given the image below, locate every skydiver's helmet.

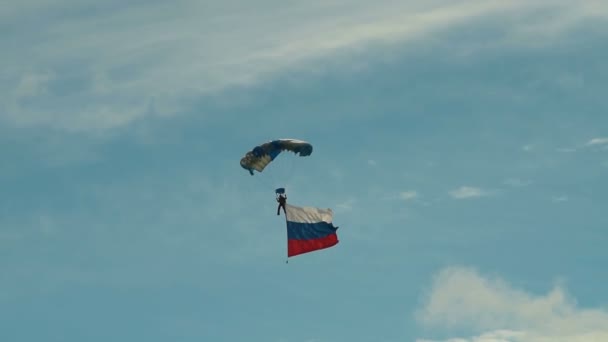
left=275, top=188, right=286, bottom=199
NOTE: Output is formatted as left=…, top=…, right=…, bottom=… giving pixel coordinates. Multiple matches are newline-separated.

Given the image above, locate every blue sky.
left=2, top=1, right=608, bottom=341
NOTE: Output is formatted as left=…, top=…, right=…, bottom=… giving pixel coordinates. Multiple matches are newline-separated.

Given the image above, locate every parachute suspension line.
left=276, top=153, right=296, bottom=194
left=239, top=138, right=313, bottom=214
left=251, top=171, right=277, bottom=199
left=286, top=152, right=297, bottom=183
left=263, top=153, right=296, bottom=194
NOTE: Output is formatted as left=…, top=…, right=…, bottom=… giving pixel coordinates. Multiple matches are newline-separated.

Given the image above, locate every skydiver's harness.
left=276, top=188, right=287, bottom=215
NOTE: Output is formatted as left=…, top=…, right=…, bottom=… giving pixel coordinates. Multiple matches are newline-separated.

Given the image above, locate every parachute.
left=240, top=139, right=341, bottom=261
left=240, top=139, right=313, bottom=175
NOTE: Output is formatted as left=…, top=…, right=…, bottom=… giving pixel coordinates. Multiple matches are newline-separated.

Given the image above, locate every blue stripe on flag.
left=287, top=221, right=337, bottom=240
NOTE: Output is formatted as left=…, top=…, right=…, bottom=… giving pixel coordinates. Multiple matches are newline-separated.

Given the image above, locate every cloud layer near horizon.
left=417, top=267, right=608, bottom=342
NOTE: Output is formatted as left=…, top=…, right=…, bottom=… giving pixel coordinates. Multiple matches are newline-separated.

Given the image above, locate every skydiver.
left=276, top=193, right=287, bottom=216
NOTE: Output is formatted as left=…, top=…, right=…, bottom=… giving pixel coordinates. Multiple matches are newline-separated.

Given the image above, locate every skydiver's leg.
left=277, top=204, right=281, bottom=215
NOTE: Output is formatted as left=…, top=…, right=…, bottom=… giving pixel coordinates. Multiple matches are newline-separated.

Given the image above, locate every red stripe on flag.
left=287, top=234, right=339, bottom=257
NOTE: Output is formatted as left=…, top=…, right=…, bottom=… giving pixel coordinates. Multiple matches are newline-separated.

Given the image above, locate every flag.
left=285, top=204, right=339, bottom=257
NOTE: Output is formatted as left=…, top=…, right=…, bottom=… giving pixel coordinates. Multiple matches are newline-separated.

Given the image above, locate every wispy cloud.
left=449, top=186, right=489, bottom=199
left=586, top=137, right=608, bottom=146
left=553, top=137, right=608, bottom=154
left=418, top=330, right=524, bottom=342
left=552, top=195, right=569, bottom=203
left=585, top=137, right=608, bottom=151
left=400, top=191, right=419, bottom=201
left=416, top=267, right=608, bottom=342
left=2, top=0, right=605, bottom=133
left=336, top=198, right=356, bottom=211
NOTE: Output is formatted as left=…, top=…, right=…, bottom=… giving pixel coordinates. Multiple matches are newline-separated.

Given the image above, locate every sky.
left=1, top=1, right=608, bottom=341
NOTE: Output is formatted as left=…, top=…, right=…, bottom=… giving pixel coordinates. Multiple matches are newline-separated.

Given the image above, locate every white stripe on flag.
left=285, top=204, right=333, bottom=224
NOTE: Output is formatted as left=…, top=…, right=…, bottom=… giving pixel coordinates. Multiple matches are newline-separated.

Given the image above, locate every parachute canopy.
left=240, top=139, right=313, bottom=175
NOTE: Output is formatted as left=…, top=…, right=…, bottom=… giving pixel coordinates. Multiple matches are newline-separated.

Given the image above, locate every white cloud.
left=2, top=0, right=605, bottom=132
left=418, top=330, right=525, bottom=342
left=449, top=186, right=488, bottom=199
left=13, top=70, right=55, bottom=99
left=522, top=145, right=534, bottom=152
left=368, top=159, right=378, bottom=166
left=416, top=267, right=608, bottom=342
left=400, top=191, right=419, bottom=200
left=336, top=198, right=355, bottom=211
left=586, top=138, right=608, bottom=147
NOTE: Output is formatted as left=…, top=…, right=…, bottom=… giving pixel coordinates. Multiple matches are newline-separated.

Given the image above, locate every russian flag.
left=285, top=204, right=339, bottom=257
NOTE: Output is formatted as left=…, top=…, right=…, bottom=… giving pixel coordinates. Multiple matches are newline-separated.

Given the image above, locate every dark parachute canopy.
left=240, top=139, right=313, bottom=175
